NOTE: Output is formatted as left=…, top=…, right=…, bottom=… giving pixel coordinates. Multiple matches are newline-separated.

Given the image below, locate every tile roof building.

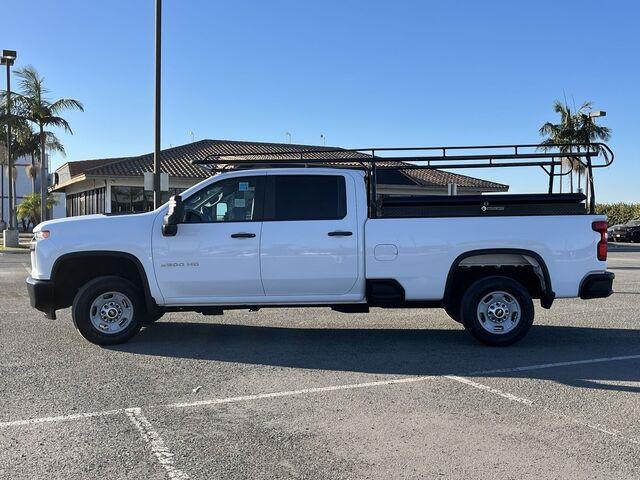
left=52, top=139, right=508, bottom=216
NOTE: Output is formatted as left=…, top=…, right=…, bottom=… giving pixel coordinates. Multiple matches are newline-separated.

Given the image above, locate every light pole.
left=0, top=142, right=5, bottom=230
left=1, top=49, right=18, bottom=248
left=153, top=0, right=162, bottom=208
left=284, top=131, right=291, bottom=144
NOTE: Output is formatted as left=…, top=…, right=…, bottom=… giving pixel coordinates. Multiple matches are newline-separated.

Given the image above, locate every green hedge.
left=595, top=203, right=640, bottom=225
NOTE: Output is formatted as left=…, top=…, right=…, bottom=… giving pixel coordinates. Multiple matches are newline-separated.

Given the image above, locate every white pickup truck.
left=26, top=145, right=615, bottom=347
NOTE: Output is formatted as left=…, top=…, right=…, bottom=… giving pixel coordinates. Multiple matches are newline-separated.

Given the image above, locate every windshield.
left=626, top=220, right=640, bottom=227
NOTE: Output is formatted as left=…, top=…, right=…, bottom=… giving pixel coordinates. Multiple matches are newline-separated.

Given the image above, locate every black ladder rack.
left=191, top=142, right=614, bottom=215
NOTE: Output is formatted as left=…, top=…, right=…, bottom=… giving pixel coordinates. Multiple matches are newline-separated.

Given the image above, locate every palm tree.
left=3, top=66, right=83, bottom=223
left=539, top=100, right=611, bottom=194
left=0, top=112, right=29, bottom=224
left=13, top=124, right=65, bottom=193
left=16, top=192, right=58, bottom=229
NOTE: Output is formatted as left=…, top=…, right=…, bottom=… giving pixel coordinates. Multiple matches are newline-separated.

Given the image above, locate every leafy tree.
left=16, top=192, right=58, bottom=228
left=596, top=203, right=640, bottom=226
left=13, top=124, right=65, bottom=193
left=1, top=66, right=83, bottom=222
left=539, top=101, right=611, bottom=193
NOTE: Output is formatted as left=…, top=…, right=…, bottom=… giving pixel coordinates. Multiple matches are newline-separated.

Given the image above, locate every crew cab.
left=26, top=162, right=614, bottom=347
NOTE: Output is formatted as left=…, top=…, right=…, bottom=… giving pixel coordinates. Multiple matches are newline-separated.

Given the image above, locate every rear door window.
left=264, top=175, right=347, bottom=221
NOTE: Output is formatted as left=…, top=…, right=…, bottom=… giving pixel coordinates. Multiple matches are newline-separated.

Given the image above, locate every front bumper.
left=26, top=276, right=57, bottom=319
left=579, top=272, right=615, bottom=300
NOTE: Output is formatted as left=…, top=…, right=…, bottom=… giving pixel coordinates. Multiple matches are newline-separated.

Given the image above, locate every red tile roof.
left=56, top=139, right=507, bottom=191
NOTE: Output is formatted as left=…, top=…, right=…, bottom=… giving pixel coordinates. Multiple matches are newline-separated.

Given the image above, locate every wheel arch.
left=443, top=248, right=555, bottom=309
left=51, top=250, right=156, bottom=313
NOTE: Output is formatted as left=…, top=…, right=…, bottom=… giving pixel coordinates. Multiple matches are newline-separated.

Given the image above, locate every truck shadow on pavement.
left=114, top=322, right=640, bottom=393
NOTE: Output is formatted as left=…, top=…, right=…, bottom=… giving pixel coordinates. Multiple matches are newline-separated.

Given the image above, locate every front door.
left=153, top=174, right=265, bottom=303
left=260, top=173, right=359, bottom=297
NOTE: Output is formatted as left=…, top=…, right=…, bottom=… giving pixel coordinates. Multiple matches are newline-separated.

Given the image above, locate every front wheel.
left=72, top=276, right=144, bottom=345
left=460, top=276, right=534, bottom=346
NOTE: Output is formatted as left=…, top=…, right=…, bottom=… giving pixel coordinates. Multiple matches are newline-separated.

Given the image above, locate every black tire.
left=72, top=276, right=144, bottom=345
left=460, top=276, right=534, bottom=346
left=633, top=231, right=640, bottom=243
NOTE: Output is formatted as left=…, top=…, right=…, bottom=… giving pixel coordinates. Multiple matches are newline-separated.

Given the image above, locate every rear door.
left=260, top=172, right=359, bottom=297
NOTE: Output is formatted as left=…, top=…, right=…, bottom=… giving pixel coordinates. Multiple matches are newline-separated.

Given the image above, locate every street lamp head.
left=589, top=110, right=606, bottom=118
left=2, top=49, right=17, bottom=60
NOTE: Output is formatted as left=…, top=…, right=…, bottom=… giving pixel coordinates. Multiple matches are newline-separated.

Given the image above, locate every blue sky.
left=4, top=0, right=639, bottom=202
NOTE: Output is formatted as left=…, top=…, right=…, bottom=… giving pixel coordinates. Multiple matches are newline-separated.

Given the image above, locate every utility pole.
left=153, top=0, right=162, bottom=208
left=1, top=49, right=18, bottom=247
left=0, top=139, right=5, bottom=229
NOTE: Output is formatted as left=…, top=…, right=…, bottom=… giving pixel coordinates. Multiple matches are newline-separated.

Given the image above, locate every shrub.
left=595, top=203, right=640, bottom=225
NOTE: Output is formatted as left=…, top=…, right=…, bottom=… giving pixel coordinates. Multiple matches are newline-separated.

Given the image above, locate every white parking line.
left=0, top=409, right=124, bottom=428
left=1, top=353, right=639, bottom=448
left=471, top=354, right=640, bottom=376
left=445, top=375, right=640, bottom=446
left=445, top=375, right=534, bottom=405
left=164, top=375, right=438, bottom=409
left=125, top=408, right=190, bottom=480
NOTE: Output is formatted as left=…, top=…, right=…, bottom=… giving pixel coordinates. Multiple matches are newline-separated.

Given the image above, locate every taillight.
left=592, top=221, right=608, bottom=261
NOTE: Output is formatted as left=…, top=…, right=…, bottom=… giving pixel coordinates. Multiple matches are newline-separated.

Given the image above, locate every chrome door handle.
left=328, top=231, right=353, bottom=237
left=231, top=232, right=256, bottom=239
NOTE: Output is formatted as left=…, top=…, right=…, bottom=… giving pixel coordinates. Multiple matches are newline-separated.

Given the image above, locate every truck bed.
left=365, top=211, right=604, bottom=301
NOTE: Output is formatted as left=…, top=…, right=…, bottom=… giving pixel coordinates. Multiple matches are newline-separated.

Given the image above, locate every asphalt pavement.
left=0, top=251, right=638, bottom=479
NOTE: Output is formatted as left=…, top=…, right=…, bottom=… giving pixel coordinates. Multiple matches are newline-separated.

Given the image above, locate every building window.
left=111, top=186, right=184, bottom=214
left=66, top=187, right=106, bottom=216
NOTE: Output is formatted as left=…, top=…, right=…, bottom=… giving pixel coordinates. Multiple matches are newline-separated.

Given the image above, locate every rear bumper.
left=579, top=272, right=615, bottom=300
left=26, top=276, right=57, bottom=319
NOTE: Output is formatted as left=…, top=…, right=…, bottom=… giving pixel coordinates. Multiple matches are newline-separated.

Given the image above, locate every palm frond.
left=44, top=116, right=73, bottom=133
left=44, top=131, right=66, bottom=157
left=49, top=98, right=84, bottom=114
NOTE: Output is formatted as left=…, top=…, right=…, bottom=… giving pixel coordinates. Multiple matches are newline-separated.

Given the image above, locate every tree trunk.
left=11, top=166, right=17, bottom=229
left=569, top=167, right=574, bottom=193
left=39, top=123, right=47, bottom=223
left=31, top=153, right=36, bottom=193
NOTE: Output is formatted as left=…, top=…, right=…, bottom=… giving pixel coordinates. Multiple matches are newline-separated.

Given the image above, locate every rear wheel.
left=460, top=276, right=534, bottom=346
left=72, top=276, right=144, bottom=345
left=633, top=231, right=640, bottom=243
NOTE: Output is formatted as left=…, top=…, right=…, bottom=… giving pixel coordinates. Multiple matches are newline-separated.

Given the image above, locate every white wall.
left=1, top=154, right=65, bottom=227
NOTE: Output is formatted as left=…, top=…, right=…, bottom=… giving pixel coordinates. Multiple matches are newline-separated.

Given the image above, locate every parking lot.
left=1, top=248, right=639, bottom=479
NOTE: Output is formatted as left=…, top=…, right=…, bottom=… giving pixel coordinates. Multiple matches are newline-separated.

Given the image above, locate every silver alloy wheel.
left=476, top=290, right=521, bottom=335
left=89, top=291, right=134, bottom=334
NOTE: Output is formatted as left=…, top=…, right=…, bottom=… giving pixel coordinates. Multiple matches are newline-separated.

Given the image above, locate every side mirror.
left=162, top=195, right=183, bottom=236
